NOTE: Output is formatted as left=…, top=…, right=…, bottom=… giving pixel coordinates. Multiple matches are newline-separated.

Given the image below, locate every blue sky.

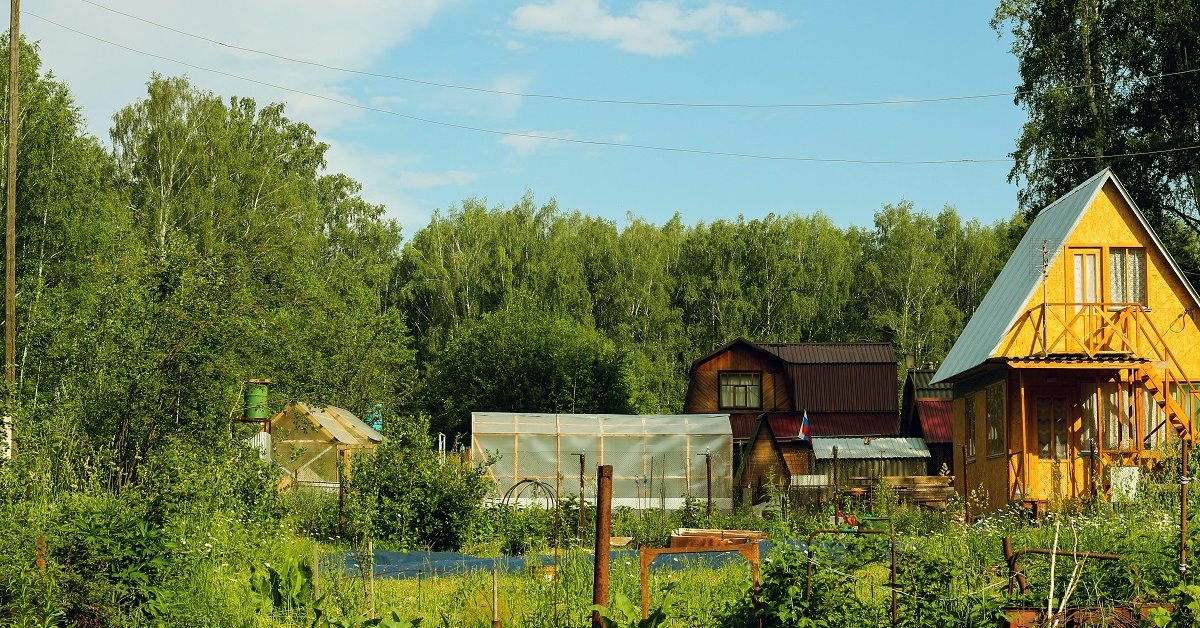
left=19, top=1, right=1030, bottom=233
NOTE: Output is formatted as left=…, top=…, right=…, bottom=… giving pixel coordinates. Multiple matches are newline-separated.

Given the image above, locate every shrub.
left=345, top=413, right=493, bottom=550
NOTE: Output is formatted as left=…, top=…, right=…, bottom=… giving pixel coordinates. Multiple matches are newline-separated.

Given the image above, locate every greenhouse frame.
left=471, top=412, right=734, bottom=509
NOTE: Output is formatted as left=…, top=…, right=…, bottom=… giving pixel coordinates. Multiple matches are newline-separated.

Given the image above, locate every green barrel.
left=245, top=379, right=271, bottom=420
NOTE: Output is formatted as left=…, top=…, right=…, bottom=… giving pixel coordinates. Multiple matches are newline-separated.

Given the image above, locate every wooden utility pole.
left=3, top=0, right=18, bottom=460
left=591, top=465, right=613, bottom=628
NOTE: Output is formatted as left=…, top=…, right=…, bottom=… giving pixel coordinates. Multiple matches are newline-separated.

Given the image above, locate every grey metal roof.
left=908, top=369, right=952, bottom=399
left=931, top=169, right=1200, bottom=383
left=811, top=437, right=931, bottom=460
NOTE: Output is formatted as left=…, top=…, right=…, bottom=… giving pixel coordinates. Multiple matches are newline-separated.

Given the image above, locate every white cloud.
left=396, top=169, right=479, bottom=190
left=500, top=129, right=577, bottom=156
left=510, top=0, right=788, bottom=56
left=21, top=0, right=454, bottom=139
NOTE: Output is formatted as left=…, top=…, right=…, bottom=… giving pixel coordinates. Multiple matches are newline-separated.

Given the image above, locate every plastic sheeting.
left=471, top=413, right=733, bottom=509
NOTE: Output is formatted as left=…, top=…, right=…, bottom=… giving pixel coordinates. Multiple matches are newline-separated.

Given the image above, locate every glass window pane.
left=1130, top=248, right=1146, bottom=304
left=1053, top=399, right=1067, bottom=459
left=1074, top=255, right=1084, bottom=303
left=1111, top=249, right=1127, bottom=302
left=1085, top=254, right=1098, bottom=303
left=1037, top=398, right=1051, bottom=457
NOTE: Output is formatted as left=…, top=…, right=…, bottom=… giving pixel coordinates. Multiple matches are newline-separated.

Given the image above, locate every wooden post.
left=312, top=545, right=319, bottom=600
left=962, top=444, right=971, bottom=524
left=492, top=567, right=501, bottom=628
left=4, top=0, right=19, bottom=402
left=639, top=546, right=651, bottom=620
left=592, top=465, right=613, bottom=627
left=34, top=535, right=44, bottom=570
left=367, top=539, right=375, bottom=618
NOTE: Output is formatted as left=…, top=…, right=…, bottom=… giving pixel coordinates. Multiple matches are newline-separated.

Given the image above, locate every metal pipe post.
left=1183, top=438, right=1191, bottom=583
left=705, top=451, right=713, bottom=517
left=576, top=451, right=587, bottom=539
left=890, top=529, right=897, bottom=628
left=592, top=464, right=613, bottom=627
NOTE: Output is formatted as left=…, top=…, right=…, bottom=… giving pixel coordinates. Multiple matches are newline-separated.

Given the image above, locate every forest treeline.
left=3, top=39, right=1026, bottom=467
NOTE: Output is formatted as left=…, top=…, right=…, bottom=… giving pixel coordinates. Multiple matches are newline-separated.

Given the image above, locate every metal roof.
left=811, top=437, right=931, bottom=460
left=757, top=342, right=895, bottom=364
left=907, top=369, right=952, bottom=399
left=914, top=399, right=953, bottom=444
left=933, top=169, right=1200, bottom=383
left=730, top=412, right=899, bottom=441
left=471, top=412, right=732, bottom=436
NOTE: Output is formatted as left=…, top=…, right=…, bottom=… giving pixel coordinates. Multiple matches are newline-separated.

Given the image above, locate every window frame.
left=985, top=382, right=1006, bottom=458
left=1109, top=246, right=1147, bottom=306
left=965, top=392, right=977, bottom=462
left=717, top=370, right=763, bottom=410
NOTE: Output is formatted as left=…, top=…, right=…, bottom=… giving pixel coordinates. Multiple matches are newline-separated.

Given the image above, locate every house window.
left=1036, top=397, right=1068, bottom=460
left=719, top=372, right=761, bottom=409
left=985, top=383, right=1005, bottom=458
left=965, top=393, right=977, bottom=461
left=1110, top=247, right=1146, bottom=305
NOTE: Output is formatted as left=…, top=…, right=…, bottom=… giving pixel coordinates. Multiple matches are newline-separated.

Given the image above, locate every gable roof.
left=905, top=369, right=952, bottom=400
left=915, top=399, right=953, bottom=444
left=933, top=169, right=1200, bottom=383
left=690, top=337, right=895, bottom=370
left=281, top=401, right=384, bottom=446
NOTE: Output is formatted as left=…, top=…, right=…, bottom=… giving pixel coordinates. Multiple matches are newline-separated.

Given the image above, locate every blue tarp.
left=348, top=540, right=782, bottom=580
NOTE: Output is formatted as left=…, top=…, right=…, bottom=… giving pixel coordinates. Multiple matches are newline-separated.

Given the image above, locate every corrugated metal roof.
left=811, top=437, right=931, bottom=460
left=908, top=369, right=952, bottom=399
left=758, top=342, right=895, bottom=364
left=471, top=412, right=732, bottom=436
left=934, top=169, right=1111, bottom=384
left=731, top=412, right=899, bottom=441
left=915, top=399, right=953, bottom=444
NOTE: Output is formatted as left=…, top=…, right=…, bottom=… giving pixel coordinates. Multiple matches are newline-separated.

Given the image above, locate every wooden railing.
left=1018, top=302, right=1198, bottom=439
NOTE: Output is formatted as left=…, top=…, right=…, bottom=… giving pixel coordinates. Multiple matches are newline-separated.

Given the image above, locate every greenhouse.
left=471, top=412, right=733, bottom=509
left=270, top=401, right=384, bottom=489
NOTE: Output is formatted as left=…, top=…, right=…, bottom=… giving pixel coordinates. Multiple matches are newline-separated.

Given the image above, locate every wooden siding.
left=737, top=426, right=788, bottom=504
left=685, top=346, right=792, bottom=413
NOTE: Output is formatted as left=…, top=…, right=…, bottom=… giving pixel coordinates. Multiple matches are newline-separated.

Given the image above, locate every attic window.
left=719, top=372, right=762, bottom=409
left=1110, top=248, right=1146, bottom=305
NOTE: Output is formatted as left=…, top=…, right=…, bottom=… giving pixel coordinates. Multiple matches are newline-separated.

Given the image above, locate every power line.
left=22, top=11, right=1200, bottom=166
left=73, top=0, right=1200, bottom=111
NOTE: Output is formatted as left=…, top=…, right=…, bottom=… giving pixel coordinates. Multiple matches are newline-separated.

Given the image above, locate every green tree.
left=993, top=0, right=1200, bottom=278
left=425, top=307, right=635, bottom=435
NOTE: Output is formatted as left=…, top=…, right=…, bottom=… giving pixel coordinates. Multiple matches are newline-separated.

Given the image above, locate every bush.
left=345, top=413, right=493, bottom=550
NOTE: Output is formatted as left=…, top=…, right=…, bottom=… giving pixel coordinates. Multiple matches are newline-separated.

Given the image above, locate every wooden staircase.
left=1130, top=310, right=1198, bottom=443
left=1138, top=368, right=1194, bottom=441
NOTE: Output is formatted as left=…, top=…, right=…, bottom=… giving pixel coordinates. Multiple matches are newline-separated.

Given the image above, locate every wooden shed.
left=733, top=415, right=815, bottom=505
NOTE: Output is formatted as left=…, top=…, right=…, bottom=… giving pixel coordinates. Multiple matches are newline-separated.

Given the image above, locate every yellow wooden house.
left=933, top=169, right=1200, bottom=511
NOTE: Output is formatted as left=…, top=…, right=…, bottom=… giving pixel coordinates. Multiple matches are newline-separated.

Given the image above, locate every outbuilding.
left=471, top=412, right=734, bottom=510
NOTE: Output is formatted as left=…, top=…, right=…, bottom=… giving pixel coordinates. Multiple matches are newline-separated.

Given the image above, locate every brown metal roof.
left=731, top=412, right=899, bottom=441
left=757, top=342, right=895, bottom=364
left=915, top=399, right=953, bottom=444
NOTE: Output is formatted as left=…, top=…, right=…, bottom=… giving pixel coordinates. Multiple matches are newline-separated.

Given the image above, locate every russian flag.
left=800, top=410, right=811, bottom=441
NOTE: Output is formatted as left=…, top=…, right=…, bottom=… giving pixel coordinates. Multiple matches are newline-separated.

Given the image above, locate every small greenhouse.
left=270, top=401, right=384, bottom=489
left=471, top=412, right=733, bottom=509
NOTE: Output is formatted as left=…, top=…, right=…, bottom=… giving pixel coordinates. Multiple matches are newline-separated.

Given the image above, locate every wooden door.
left=1032, top=393, right=1075, bottom=500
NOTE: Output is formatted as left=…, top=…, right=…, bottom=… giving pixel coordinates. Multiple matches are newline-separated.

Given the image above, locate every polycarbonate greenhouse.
left=471, top=412, right=733, bottom=509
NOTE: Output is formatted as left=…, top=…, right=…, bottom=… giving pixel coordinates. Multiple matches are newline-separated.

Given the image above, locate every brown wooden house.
left=685, top=338, right=900, bottom=442
left=686, top=339, right=901, bottom=499
left=935, top=170, right=1200, bottom=511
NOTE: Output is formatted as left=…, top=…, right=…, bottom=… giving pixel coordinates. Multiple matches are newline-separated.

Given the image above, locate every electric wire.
left=73, top=0, right=1200, bottom=110
left=23, top=11, right=1200, bottom=165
